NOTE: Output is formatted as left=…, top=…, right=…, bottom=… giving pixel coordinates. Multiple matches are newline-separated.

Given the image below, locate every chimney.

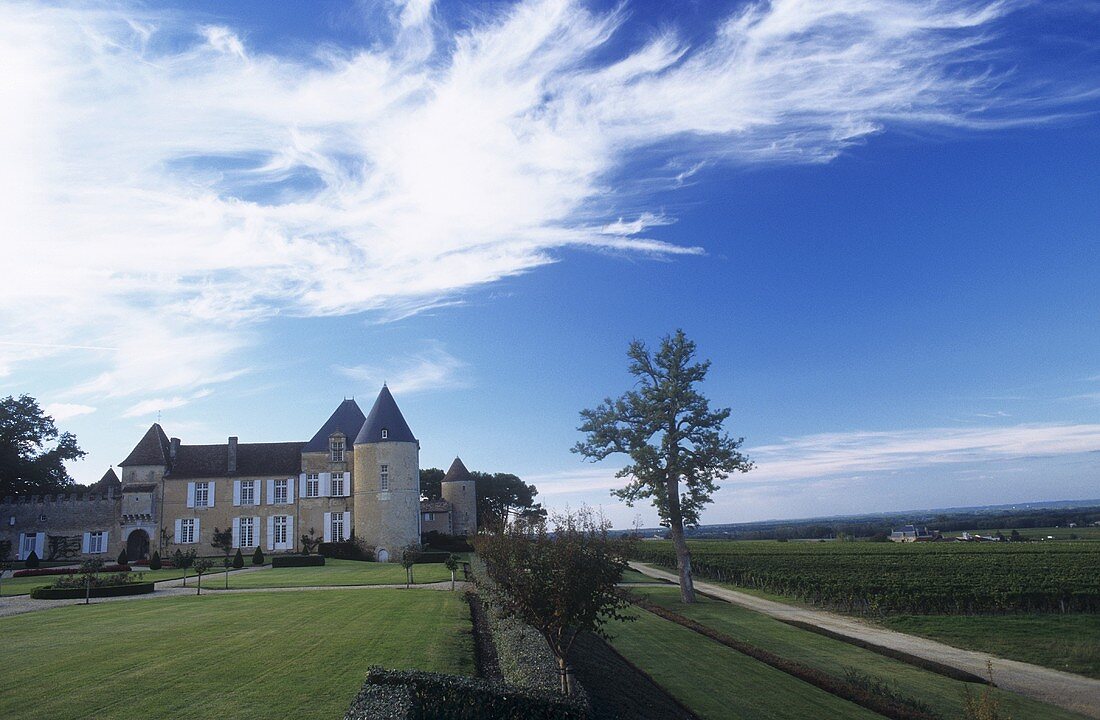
left=170, top=437, right=180, bottom=461
left=227, top=436, right=238, bottom=474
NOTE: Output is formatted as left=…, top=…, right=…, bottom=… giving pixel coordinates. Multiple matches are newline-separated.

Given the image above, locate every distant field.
left=212, top=558, right=451, bottom=589
left=883, top=614, right=1100, bottom=679
left=947, top=526, right=1100, bottom=541
left=0, top=589, right=474, bottom=720
left=633, top=540, right=1100, bottom=614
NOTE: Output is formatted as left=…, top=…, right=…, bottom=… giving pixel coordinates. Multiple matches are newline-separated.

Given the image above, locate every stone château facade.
left=1, top=386, right=475, bottom=563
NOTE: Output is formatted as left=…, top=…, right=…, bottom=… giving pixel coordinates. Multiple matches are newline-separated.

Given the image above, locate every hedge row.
left=31, top=582, right=156, bottom=600
left=344, top=667, right=586, bottom=720
left=14, top=564, right=131, bottom=578
left=272, top=554, right=326, bottom=568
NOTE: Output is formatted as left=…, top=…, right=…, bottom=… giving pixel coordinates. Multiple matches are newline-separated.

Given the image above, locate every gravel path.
left=0, top=577, right=465, bottom=619
left=630, top=561, right=1100, bottom=719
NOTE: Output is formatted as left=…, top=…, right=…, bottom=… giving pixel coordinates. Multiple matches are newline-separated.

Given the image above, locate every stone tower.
left=352, top=385, right=420, bottom=562
left=441, top=457, right=477, bottom=537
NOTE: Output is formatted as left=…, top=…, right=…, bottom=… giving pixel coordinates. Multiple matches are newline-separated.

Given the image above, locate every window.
left=181, top=519, right=196, bottom=544
left=273, top=515, right=288, bottom=545
left=88, top=531, right=106, bottom=554
left=381, top=428, right=388, bottom=439
left=330, top=437, right=345, bottom=462
left=331, top=513, right=346, bottom=542
left=240, top=480, right=255, bottom=505
left=380, top=464, right=389, bottom=491
left=21, top=533, right=38, bottom=557
left=422, top=512, right=434, bottom=522
left=306, top=473, right=320, bottom=498
left=195, top=482, right=210, bottom=507
left=274, top=479, right=288, bottom=504
left=331, top=472, right=345, bottom=496
left=239, top=517, right=255, bottom=547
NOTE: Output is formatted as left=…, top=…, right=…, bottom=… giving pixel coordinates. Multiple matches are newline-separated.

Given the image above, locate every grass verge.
left=211, top=558, right=451, bottom=589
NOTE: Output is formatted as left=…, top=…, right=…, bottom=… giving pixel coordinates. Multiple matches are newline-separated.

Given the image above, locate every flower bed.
left=13, top=564, right=131, bottom=578
left=30, top=582, right=155, bottom=600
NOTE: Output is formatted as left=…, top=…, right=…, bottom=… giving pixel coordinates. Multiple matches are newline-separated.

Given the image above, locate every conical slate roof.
left=442, top=457, right=471, bottom=483
left=303, top=399, right=366, bottom=453
left=99, top=468, right=120, bottom=485
left=354, top=385, right=416, bottom=444
left=119, top=423, right=172, bottom=467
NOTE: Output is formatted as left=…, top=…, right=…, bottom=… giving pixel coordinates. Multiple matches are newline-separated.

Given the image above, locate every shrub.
left=422, top=531, right=474, bottom=553
left=232, top=548, right=244, bottom=569
left=24, top=550, right=39, bottom=569
left=117, top=548, right=128, bottom=566
left=320, top=537, right=374, bottom=561
left=345, top=667, right=587, bottom=720
left=410, top=550, right=452, bottom=564
left=271, top=554, right=325, bottom=568
left=13, top=564, right=130, bottom=578
left=252, top=547, right=265, bottom=566
left=149, top=551, right=162, bottom=570
left=31, top=582, right=155, bottom=600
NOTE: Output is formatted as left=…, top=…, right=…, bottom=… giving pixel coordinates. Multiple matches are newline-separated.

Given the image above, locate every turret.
left=441, top=457, right=477, bottom=537
left=352, top=385, right=420, bottom=562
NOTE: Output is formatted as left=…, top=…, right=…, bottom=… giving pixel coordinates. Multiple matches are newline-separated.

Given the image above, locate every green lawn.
left=883, top=614, right=1100, bottom=679
left=632, top=586, right=1089, bottom=720
left=0, top=589, right=474, bottom=720
left=213, top=558, right=452, bottom=589
left=0, top=567, right=242, bottom=596
left=606, top=604, right=882, bottom=720
left=619, top=568, right=669, bottom=584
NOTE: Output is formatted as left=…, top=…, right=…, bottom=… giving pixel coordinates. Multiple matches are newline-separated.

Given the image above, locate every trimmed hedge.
left=31, top=582, right=155, bottom=600
left=345, top=667, right=587, bottom=720
left=411, top=551, right=451, bottom=564
left=271, top=554, right=326, bottom=568
left=320, top=540, right=374, bottom=561
left=14, top=564, right=131, bottom=578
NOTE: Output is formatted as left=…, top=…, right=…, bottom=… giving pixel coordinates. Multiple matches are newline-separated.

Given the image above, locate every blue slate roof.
left=119, top=423, right=172, bottom=467
left=303, top=399, right=367, bottom=453
left=354, top=385, right=416, bottom=444
left=442, top=457, right=471, bottom=483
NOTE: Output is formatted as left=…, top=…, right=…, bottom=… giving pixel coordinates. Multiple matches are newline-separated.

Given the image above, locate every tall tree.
left=0, top=394, right=86, bottom=497
left=573, top=330, right=752, bottom=603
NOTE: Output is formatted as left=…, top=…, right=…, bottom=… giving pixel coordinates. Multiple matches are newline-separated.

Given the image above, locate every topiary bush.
left=252, top=547, right=265, bottom=566
left=117, top=548, right=128, bottom=566
left=149, top=551, right=162, bottom=570
left=24, top=550, right=40, bottom=569
left=233, top=548, right=244, bottom=569
left=271, top=554, right=325, bottom=568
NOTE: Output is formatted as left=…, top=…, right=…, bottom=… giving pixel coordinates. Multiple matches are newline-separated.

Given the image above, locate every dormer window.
left=381, top=428, right=388, bottom=439
left=330, top=437, right=345, bottom=462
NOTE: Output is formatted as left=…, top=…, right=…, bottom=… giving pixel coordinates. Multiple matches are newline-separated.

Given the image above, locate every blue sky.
left=2, top=0, right=1099, bottom=528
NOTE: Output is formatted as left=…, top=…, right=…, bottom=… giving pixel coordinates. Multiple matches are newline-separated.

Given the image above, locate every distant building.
left=889, top=525, right=938, bottom=542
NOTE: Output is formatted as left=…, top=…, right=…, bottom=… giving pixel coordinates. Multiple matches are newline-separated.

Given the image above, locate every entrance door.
left=377, top=548, right=389, bottom=562
left=126, top=529, right=150, bottom=561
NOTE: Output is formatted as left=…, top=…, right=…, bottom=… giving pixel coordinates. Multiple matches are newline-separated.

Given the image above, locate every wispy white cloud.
left=44, top=402, right=96, bottom=421
left=0, top=0, right=1089, bottom=401
left=122, top=389, right=213, bottom=418
left=336, top=342, right=468, bottom=395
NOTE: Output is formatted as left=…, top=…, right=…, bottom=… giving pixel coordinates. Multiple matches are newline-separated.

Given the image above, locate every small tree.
left=117, top=547, right=128, bottom=566
left=400, top=545, right=417, bottom=588
left=211, top=527, right=233, bottom=590
left=79, top=558, right=105, bottom=605
left=0, top=545, right=13, bottom=597
left=475, top=508, right=634, bottom=695
left=192, top=558, right=214, bottom=595
left=574, top=330, right=753, bottom=603
left=176, top=548, right=196, bottom=587
left=149, top=550, right=162, bottom=570
left=300, top=527, right=321, bottom=556
left=252, top=547, right=265, bottom=566
left=24, top=550, right=39, bottom=569
left=445, top=553, right=460, bottom=591
left=232, top=548, right=244, bottom=569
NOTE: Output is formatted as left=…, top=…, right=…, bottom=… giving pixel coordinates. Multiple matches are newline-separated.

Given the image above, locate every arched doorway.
left=377, top=548, right=389, bottom=563
left=126, top=529, right=150, bottom=561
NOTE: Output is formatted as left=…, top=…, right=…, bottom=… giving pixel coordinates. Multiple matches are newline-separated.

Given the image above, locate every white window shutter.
left=193, top=517, right=201, bottom=543
left=208, top=481, right=216, bottom=507
left=35, top=533, right=45, bottom=558
left=253, top=484, right=261, bottom=506
left=286, top=478, right=295, bottom=503
left=174, top=519, right=182, bottom=544
left=186, top=482, right=195, bottom=508
left=299, top=473, right=308, bottom=497
left=343, top=511, right=351, bottom=535
left=233, top=481, right=241, bottom=506
left=323, top=512, right=332, bottom=542
left=232, top=517, right=240, bottom=549
left=254, top=517, right=262, bottom=547
left=17, top=533, right=25, bottom=560
left=267, top=479, right=275, bottom=505
left=82, top=532, right=90, bottom=554
left=320, top=472, right=331, bottom=497
left=344, top=478, right=352, bottom=497
left=103, top=531, right=109, bottom=553
left=267, top=516, right=275, bottom=550
left=286, top=516, right=294, bottom=550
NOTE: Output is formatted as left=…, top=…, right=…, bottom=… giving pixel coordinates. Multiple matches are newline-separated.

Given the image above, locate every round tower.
left=441, top=457, right=477, bottom=537
left=352, top=385, right=420, bottom=562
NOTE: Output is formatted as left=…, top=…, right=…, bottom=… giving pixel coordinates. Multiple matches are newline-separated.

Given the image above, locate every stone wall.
left=0, top=491, right=121, bottom=561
